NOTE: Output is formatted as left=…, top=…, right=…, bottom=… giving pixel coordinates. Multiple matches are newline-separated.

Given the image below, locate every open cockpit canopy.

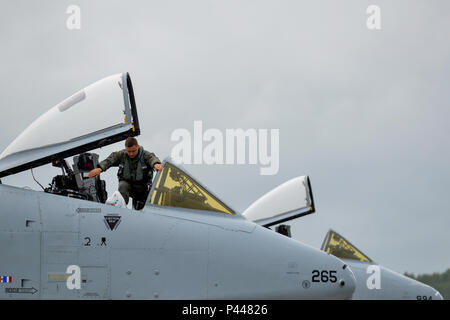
left=148, top=159, right=236, bottom=215
left=242, top=176, right=315, bottom=227
left=0, top=73, right=139, bottom=178
left=321, top=229, right=373, bottom=263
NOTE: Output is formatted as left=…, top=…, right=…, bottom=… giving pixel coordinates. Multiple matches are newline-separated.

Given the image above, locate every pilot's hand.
left=88, top=168, right=102, bottom=178
left=153, top=163, right=163, bottom=171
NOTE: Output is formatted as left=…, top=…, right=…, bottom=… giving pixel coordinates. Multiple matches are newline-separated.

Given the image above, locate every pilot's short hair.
left=125, top=137, right=138, bottom=148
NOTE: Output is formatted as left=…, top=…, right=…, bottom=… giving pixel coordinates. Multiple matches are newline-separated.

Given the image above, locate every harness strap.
left=117, top=147, right=153, bottom=183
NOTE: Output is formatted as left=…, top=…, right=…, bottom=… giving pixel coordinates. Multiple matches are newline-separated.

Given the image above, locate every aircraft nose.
left=409, top=279, right=444, bottom=300
left=308, top=253, right=356, bottom=300
left=434, top=290, right=444, bottom=300
left=337, top=261, right=357, bottom=299
left=417, top=287, right=444, bottom=300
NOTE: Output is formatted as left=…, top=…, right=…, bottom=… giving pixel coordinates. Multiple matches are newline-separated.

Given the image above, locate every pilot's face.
left=126, top=145, right=140, bottom=158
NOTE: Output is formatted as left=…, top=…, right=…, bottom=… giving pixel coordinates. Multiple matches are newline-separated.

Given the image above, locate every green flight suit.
left=98, top=147, right=161, bottom=208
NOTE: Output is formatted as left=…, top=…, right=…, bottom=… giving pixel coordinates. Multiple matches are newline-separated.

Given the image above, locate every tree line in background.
left=405, top=268, right=450, bottom=300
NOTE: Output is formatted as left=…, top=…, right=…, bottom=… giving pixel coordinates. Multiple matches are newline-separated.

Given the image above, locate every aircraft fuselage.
left=0, top=184, right=356, bottom=299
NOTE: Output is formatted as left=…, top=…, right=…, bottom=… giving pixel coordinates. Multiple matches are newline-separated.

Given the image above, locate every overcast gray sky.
left=0, top=0, right=449, bottom=275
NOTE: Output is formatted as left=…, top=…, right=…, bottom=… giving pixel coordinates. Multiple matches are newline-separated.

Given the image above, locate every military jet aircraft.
left=243, top=182, right=443, bottom=300
left=0, top=73, right=356, bottom=299
left=320, top=230, right=443, bottom=300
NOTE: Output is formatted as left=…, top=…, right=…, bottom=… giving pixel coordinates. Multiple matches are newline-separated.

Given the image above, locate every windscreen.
left=149, top=162, right=235, bottom=214
left=321, top=230, right=372, bottom=262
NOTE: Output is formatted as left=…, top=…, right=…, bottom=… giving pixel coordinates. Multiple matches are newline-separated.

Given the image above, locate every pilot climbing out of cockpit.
left=88, top=137, right=163, bottom=210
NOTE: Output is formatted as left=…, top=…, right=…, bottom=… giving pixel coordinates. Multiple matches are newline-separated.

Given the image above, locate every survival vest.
left=117, top=147, right=153, bottom=183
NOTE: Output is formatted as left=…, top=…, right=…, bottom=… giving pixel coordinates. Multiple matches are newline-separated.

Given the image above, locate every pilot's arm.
left=144, top=151, right=163, bottom=171
left=88, top=151, right=123, bottom=178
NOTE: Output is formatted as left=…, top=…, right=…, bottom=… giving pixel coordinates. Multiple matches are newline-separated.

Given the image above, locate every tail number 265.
left=312, top=270, right=337, bottom=283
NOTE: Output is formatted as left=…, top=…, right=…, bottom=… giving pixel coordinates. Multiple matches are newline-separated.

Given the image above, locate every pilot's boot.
left=133, top=199, right=145, bottom=210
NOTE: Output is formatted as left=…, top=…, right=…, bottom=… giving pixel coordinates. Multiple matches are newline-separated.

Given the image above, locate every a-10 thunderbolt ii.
left=0, top=72, right=356, bottom=299
left=244, top=186, right=444, bottom=300
left=320, top=230, right=443, bottom=300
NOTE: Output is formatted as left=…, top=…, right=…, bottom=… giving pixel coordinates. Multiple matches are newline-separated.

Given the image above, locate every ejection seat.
left=72, top=153, right=108, bottom=203
left=45, top=152, right=107, bottom=203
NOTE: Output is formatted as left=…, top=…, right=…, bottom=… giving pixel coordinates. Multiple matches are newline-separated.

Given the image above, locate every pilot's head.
left=125, top=137, right=140, bottom=159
